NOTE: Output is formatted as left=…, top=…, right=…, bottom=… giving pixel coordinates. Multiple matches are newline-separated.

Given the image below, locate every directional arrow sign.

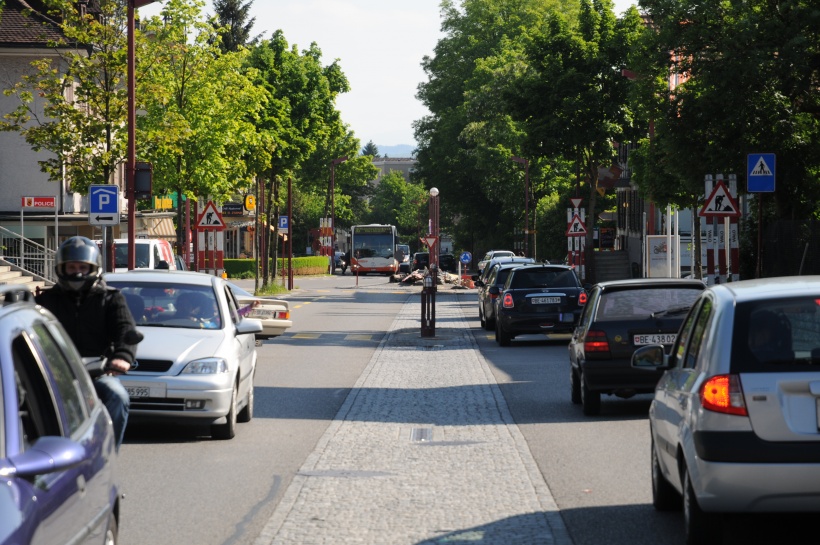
left=89, top=185, right=120, bottom=225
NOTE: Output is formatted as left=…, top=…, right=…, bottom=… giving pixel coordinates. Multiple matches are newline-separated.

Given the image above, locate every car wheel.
left=212, top=381, right=238, bottom=440
left=651, top=437, right=681, bottom=511
left=580, top=371, right=601, bottom=415
left=104, top=512, right=118, bottom=545
left=237, top=375, right=254, bottom=423
left=570, top=367, right=581, bottom=404
left=496, top=320, right=512, bottom=347
left=683, top=466, right=722, bottom=545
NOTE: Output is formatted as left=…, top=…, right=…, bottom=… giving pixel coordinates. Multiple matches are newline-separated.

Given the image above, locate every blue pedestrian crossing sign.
left=747, top=153, right=775, bottom=192
left=89, top=185, right=120, bottom=225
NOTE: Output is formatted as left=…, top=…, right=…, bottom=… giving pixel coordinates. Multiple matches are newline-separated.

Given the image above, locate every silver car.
left=105, top=270, right=262, bottom=440
left=632, top=276, right=820, bottom=544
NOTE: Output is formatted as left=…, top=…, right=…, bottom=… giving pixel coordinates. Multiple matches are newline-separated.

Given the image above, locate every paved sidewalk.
left=253, top=291, right=571, bottom=545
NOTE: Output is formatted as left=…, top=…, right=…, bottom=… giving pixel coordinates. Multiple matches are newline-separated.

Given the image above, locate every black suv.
left=491, top=264, right=587, bottom=346
left=438, top=254, right=457, bottom=273
left=411, top=252, right=430, bottom=271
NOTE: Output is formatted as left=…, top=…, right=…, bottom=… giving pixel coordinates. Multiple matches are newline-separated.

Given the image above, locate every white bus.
left=349, top=224, right=399, bottom=275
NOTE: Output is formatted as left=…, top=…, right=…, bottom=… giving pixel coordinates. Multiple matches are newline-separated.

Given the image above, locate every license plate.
left=633, top=333, right=677, bottom=345
left=126, top=386, right=150, bottom=398
left=532, top=297, right=561, bottom=304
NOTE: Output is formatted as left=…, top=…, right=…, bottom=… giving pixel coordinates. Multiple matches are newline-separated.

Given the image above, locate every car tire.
left=104, top=511, right=118, bottom=545
left=212, top=381, right=238, bottom=440
left=496, top=320, right=512, bottom=347
left=237, top=376, right=254, bottom=423
left=651, top=437, right=681, bottom=511
left=580, top=371, right=601, bottom=415
left=683, top=466, right=722, bottom=545
left=570, top=367, right=581, bottom=404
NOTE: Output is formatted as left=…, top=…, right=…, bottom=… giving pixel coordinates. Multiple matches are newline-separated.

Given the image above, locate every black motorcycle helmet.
left=55, top=236, right=102, bottom=293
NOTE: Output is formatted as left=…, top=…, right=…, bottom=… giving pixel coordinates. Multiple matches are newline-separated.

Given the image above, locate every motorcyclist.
left=35, top=236, right=139, bottom=450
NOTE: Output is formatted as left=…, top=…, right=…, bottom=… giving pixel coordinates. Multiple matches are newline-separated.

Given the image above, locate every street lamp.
left=330, top=156, right=348, bottom=270
left=429, top=187, right=439, bottom=268
left=127, top=0, right=158, bottom=270
left=511, top=156, right=529, bottom=257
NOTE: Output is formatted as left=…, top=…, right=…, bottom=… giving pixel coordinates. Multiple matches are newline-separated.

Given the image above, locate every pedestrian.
left=35, top=236, right=140, bottom=450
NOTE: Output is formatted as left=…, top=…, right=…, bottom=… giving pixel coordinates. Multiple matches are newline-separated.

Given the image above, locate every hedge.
left=222, top=256, right=331, bottom=278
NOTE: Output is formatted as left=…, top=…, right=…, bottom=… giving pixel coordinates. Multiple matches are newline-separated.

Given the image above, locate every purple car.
left=0, top=285, right=120, bottom=544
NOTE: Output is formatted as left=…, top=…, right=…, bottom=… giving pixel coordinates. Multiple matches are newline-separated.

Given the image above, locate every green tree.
left=212, top=0, right=259, bottom=53
left=361, top=140, right=380, bottom=157
left=1, top=0, right=128, bottom=193
left=511, top=0, right=644, bottom=279
left=137, top=0, right=267, bottom=254
left=246, top=32, right=376, bottom=285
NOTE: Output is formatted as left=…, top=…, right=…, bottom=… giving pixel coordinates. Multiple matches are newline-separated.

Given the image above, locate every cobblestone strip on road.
left=254, top=292, right=571, bottom=545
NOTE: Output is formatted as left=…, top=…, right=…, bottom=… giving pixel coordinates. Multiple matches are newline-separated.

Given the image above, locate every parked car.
left=631, top=276, right=820, bottom=544
left=475, top=259, right=535, bottom=330
left=0, top=285, right=120, bottom=544
left=492, top=263, right=587, bottom=346
left=568, top=278, right=706, bottom=415
left=396, top=244, right=411, bottom=273
left=411, top=252, right=430, bottom=271
left=477, top=250, right=516, bottom=274
left=438, top=253, right=457, bottom=273
left=104, top=270, right=263, bottom=439
left=228, top=282, right=292, bottom=340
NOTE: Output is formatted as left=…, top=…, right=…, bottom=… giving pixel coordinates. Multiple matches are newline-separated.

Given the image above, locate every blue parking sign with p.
left=89, top=184, right=120, bottom=225
left=278, top=215, right=289, bottom=233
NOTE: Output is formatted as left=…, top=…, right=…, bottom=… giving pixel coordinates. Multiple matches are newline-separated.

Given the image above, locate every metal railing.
left=0, top=225, right=56, bottom=284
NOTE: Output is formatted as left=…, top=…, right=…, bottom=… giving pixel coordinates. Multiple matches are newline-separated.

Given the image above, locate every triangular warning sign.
left=566, top=214, right=587, bottom=236
left=197, top=201, right=226, bottom=230
left=699, top=180, right=741, bottom=218
left=424, top=236, right=437, bottom=249
left=750, top=156, right=773, bottom=176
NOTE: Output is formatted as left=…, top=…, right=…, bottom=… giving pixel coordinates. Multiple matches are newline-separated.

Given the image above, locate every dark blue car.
left=0, top=285, right=120, bottom=544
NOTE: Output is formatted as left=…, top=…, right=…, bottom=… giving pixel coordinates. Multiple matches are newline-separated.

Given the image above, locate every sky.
left=140, top=0, right=638, bottom=149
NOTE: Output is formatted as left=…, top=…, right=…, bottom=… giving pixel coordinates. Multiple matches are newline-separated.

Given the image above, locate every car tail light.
left=579, top=292, right=588, bottom=305
left=276, top=310, right=290, bottom=320
left=700, top=374, right=748, bottom=416
left=583, top=330, right=609, bottom=353
left=502, top=293, right=514, bottom=308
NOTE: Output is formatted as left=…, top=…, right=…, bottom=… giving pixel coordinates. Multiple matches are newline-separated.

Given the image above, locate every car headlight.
left=181, top=358, right=229, bottom=374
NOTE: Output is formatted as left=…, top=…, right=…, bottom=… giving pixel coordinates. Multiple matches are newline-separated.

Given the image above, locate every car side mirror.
left=631, top=345, right=668, bottom=370
left=488, top=286, right=500, bottom=296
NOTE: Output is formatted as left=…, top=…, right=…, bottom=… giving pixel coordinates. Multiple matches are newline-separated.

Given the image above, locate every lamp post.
left=127, top=0, right=158, bottom=270
left=511, top=156, right=529, bottom=257
left=330, top=156, right=348, bottom=272
left=428, top=187, right=440, bottom=269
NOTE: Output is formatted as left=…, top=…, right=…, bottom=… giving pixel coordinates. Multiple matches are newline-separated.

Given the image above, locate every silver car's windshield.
left=109, top=282, right=222, bottom=330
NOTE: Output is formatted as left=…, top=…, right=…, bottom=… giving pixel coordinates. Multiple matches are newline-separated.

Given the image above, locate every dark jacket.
left=35, top=279, right=138, bottom=364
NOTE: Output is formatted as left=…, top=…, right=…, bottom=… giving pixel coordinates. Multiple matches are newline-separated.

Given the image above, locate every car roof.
left=104, top=270, right=220, bottom=287
left=594, top=278, right=706, bottom=290
left=711, top=275, right=820, bottom=303
left=0, top=285, right=39, bottom=321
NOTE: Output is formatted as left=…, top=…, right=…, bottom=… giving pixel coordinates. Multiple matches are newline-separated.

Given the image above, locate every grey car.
left=632, top=276, right=820, bottom=544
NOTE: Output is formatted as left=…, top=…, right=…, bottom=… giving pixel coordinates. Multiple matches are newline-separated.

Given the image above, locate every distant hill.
left=377, top=144, right=415, bottom=158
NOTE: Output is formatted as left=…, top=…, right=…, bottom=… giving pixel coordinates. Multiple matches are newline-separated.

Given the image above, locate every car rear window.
left=509, top=268, right=578, bottom=289
left=596, top=288, right=702, bottom=320
left=731, top=297, right=820, bottom=371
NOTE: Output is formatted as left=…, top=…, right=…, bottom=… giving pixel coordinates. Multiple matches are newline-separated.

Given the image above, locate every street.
left=116, top=274, right=809, bottom=545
